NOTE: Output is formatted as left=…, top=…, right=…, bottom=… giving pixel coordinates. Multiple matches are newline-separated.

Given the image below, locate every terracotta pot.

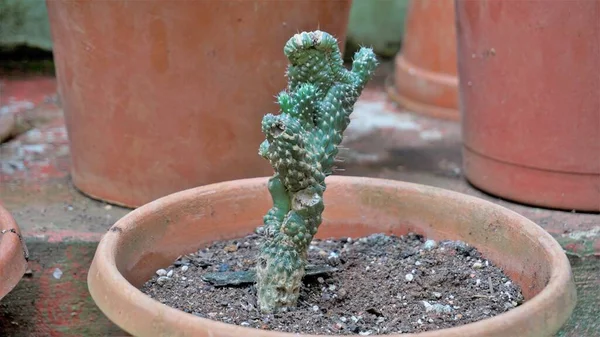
left=46, top=0, right=352, bottom=208
left=0, top=203, right=28, bottom=301
left=88, top=176, right=576, bottom=337
left=387, top=0, right=459, bottom=120
left=456, top=0, right=600, bottom=212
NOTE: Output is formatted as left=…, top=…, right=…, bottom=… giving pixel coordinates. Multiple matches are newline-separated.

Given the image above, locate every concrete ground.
left=0, top=61, right=598, bottom=336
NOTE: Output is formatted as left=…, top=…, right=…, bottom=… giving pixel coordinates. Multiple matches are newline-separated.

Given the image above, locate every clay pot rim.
left=0, top=203, right=28, bottom=301
left=89, top=176, right=574, bottom=337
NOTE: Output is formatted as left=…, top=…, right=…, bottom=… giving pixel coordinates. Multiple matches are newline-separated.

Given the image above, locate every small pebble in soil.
left=141, top=233, right=524, bottom=335
left=422, top=239, right=437, bottom=250
left=156, top=276, right=169, bottom=286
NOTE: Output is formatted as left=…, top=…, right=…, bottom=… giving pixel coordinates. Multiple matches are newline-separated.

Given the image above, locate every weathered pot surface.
left=46, top=0, right=352, bottom=208
left=0, top=202, right=28, bottom=301
left=456, top=0, right=600, bottom=211
left=88, top=176, right=576, bottom=337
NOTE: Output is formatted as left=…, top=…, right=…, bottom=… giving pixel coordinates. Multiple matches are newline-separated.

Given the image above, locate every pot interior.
left=111, top=177, right=555, bottom=301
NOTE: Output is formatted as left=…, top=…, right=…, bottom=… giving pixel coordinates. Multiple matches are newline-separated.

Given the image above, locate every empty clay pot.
left=387, top=0, right=459, bottom=120
left=46, top=0, right=352, bottom=208
left=456, top=0, right=600, bottom=211
left=88, top=176, right=576, bottom=337
left=0, top=203, right=28, bottom=301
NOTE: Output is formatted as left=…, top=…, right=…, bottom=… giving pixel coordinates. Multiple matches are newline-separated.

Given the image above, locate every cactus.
left=256, top=30, right=378, bottom=313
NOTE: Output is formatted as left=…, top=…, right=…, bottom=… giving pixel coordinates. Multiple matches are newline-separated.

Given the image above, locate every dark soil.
left=141, top=233, right=524, bottom=335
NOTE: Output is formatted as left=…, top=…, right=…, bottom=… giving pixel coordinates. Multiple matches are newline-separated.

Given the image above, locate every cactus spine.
left=256, top=30, right=377, bottom=313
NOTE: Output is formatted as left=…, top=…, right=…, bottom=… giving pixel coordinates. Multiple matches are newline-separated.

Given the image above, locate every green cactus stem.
left=256, top=30, right=378, bottom=313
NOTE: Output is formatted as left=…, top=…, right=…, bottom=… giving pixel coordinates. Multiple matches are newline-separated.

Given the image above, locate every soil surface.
left=141, top=233, right=524, bottom=335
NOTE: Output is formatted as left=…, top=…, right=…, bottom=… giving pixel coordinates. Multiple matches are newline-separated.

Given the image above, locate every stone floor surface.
left=0, top=61, right=598, bottom=336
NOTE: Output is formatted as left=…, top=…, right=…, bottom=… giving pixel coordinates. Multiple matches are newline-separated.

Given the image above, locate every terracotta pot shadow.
left=88, top=176, right=576, bottom=337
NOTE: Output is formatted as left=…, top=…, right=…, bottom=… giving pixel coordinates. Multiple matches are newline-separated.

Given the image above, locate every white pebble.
left=473, top=262, right=484, bottom=269
left=156, top=269, right=167, bottom=276
left=422, top=301, right=453, bottom=314
left=156, top=276, right=169, bottom=285
left=167, top=270, right=174, bottom=277
left=423, top=239, right=438, bottom=250
left=181, top=265, right=189, bottom=272
left=405, top=273, right=414, bottom=282
left=312, top=305, right=319, bottom=312
left=415, top=261, right=422, bottom=266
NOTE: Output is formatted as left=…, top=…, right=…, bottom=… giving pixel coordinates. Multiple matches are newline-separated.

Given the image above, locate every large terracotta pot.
left=0, top=203, right=28, bottom=301
left=46, top=0, right=352, bottom=208
left=387, top=0, right=459, bottom=120
left=456, top=0, right=600, bottom=212
left=88, top=176, right=576, bottom=337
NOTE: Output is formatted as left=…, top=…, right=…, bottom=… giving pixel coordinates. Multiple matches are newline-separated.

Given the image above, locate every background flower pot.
left=456, top=0, right=600, bottom=212
left=45, top=0, right=352, bottom=208
left=387, top=0, right=459, bottom=120
left=0, top=202, right=28, bottom=301
left=88, top=176, right=576, bottom=337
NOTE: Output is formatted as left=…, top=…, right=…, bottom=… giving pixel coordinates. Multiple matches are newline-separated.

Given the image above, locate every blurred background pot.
left=456, top=0, right=600, bottom=212
left=46, top=0, right=351, bottom=208
left=0, top=202, right=28, bottom=301
left=387, top=0, right=459, bottom=120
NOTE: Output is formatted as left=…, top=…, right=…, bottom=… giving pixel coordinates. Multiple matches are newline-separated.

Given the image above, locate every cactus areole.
left=256, top=30, right=378, bottom=313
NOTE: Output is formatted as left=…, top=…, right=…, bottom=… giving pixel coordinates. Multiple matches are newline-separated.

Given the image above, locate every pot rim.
left=88, top=176, right=575, bottom=337
left=0, top=202, right=28, bottom=300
